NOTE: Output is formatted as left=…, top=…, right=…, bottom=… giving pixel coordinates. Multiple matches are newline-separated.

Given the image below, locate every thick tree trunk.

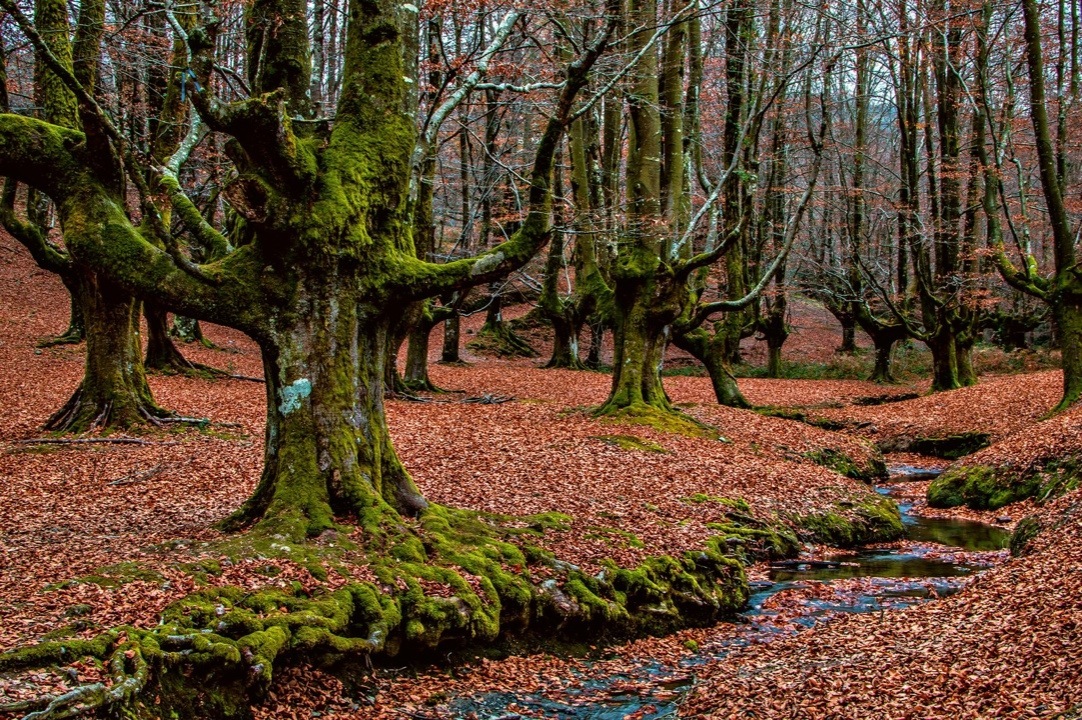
left=956, top=336, right=977, bottom=387
left=838, top=313, right=857, bottom=353
left=766, top=344, right=783, bottom=378
left=228, top=301, right=426, bottom=537
left=46, top=268, right=168, bottom=431
left=546, top=312, right=585, bottom=369
left=869, top=334, right=897, bottom=384
left=600, top=298, right=670, bottom=412
left=404, top=322, right=436, bottom=389
left=927, top=328, right=961, bottom=392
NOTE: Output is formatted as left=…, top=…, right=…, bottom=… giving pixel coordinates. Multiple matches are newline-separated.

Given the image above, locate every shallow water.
left=447, top=471, right=1010, bottom=719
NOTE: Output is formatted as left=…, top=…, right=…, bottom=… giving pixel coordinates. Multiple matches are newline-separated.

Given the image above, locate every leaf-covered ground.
left=1, top=229, right=1079, bottom=718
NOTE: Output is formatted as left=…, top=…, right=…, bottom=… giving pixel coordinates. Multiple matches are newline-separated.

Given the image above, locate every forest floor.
left=1, top=228, right=1080, bottom=719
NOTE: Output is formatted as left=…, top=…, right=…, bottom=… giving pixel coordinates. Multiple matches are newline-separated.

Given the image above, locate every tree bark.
left=228, top=297, right=426, bottom=537
left=47, top=267, right=168, bottom=432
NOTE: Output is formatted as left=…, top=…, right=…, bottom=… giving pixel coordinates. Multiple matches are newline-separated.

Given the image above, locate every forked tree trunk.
left=47, top=267, right=168, bottom=431
left=673, top=327, right=750, bottom=408
left=228, top=294, right=427, bottom=537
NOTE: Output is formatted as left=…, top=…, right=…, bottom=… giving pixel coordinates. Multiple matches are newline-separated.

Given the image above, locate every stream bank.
left=441, top=466, right=1012, bottom=719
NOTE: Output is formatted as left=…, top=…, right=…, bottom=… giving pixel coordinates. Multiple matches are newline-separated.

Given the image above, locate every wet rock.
left=996, top=515, right=1012, bottom=524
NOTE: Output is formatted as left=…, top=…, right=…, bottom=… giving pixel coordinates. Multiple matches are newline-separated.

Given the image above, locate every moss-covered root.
left=795, top=495, right=905, bottom=547
left=466, top=320, right=539, bottom=358
left=0, top=503, right=762, bottom=719
left=928, top=458, right=1082, bottom=510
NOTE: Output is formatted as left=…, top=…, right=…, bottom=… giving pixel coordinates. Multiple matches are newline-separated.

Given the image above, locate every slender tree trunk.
left=441, top=313, right=462, bottom=363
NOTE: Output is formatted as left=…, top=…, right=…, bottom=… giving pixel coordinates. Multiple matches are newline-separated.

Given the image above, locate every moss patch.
left=794, top=495, right=904, bottom=547
left=594, top=403, right=719, bottom=439
left=803, top=447, right=887, bottom=482
left=928, top=457, right=1081, bottom=510
left=593, top=434, right=667, bottom=453
left=879, top=432, right=992, bottom=460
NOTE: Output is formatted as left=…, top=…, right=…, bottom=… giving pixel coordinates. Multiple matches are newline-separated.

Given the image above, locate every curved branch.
left=0, top=114, right=266, bottom=335
left=392, top=4, right=620, bottom=300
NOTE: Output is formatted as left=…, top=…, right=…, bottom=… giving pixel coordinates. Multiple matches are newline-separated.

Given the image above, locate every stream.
left=445, top=468, right=1012, bottom=720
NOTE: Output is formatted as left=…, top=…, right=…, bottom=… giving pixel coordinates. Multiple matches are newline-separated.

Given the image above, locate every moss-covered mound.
left=793, top=494, right=905, bottom=547
left=928, top=457, right=1081, bottom=511
left=803, top=447, right=888, bottom=482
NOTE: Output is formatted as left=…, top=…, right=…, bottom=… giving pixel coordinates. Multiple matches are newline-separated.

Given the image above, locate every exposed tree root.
left=35, top=327, right=84, bottom=349
left=0, top=502, right=803, bottom=720
left=467, top=321, right=539, bottom=358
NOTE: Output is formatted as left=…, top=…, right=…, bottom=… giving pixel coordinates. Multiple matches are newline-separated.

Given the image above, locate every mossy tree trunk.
left=0, top=0, right=611, bottom=536
left=1, top=0, right=170, bottom=431
left=47, top=267, right=169, bottom=431
left=672, top=326, right=749, bottom=408
left=229, top=297, right=428, bottom=537
left=441, top=312, right=462, bottom=362
left=837, top=312, right=857, bottom=353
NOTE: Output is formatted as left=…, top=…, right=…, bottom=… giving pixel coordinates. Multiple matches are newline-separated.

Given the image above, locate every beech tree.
left=0, top=0, right=612, bottom=538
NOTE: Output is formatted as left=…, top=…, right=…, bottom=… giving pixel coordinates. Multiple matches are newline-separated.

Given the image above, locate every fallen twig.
left=107, top=464, right=165, bottom=486
left=226, top=374, right=265, bottom=383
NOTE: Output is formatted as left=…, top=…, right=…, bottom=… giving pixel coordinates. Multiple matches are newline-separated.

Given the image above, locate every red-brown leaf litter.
left=1, top=228, right=1080, bottom=718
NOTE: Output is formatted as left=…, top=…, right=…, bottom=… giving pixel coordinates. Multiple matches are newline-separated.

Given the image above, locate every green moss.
left=73, top=562, right=165, bottom=588
left=1010, top=516, right=1043, bottom=557
left=594, top=403, right=719, bottom=439
left=593, top=434, right=668, bottom=453
left=795, top=495, right=904, bottom=547
left=585, top=527, right=646, bottom=549
left=907, top=432, right=992, bottom=460
left=682, top=494, right=750, bottom=512
left=803, top=447, right=887, bottom=481
left=929, top=458, right=1081, bottom=510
